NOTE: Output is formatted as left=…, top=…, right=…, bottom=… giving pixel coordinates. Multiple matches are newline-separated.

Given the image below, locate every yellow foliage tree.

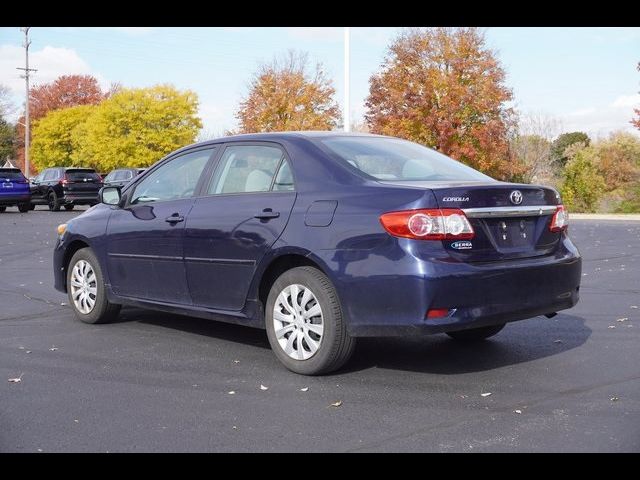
left=72, top=85, right=202, bottom=170
left=31, top=105, right=96, bottom=171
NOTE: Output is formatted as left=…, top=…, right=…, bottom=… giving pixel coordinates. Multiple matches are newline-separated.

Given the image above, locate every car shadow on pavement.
left=118, top=307, right=272, bottom=350
left=342, top=314, right=591, bottom=375
left=116, top=307, right=590, bottom=375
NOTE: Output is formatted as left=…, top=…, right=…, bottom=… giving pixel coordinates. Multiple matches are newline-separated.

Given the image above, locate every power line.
left=16, top=27, right=37, bottom=178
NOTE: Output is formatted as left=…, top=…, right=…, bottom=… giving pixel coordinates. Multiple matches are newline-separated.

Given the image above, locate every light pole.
left=344, top=27, right=350, bottom=132
left=17, top=27, right=36, bottom=178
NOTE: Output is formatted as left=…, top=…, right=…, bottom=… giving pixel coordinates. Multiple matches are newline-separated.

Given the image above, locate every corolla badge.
left=509, top=190, right=523, bottom=205
left=442, top=196, right=469, bottom=202
left=451, top=240, right=472, bottom=250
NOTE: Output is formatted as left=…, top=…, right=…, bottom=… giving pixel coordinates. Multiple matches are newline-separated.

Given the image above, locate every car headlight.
left=57, top=223, right=67, bottom=237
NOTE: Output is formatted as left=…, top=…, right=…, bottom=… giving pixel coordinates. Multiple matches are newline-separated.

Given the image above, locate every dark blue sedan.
left=53, top=132, right=581, bottom=374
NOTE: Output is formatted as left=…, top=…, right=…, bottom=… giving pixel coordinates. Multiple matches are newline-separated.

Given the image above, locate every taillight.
left=379, top=208, right=475, bottom=240
left=550, top=205, right=568, bottom=232
left=59, top=174, right=69, bottom=186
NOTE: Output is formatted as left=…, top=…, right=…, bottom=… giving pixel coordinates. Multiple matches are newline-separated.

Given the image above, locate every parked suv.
left=103, top=168, right=145, bottom=188
left=30, top=167, right=103, bottom=211
left=0, top=168, right=31, bottom=213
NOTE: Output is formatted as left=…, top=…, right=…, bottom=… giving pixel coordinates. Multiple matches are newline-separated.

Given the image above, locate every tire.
left=446, top=323, right=506, bottom=342
left=29, top=204, right=35, bottom=210
left=0, top=206, right=5, bottom=213
left=66, top=247, right=121, bottom=324
left=64, top=204, right=75, bottom=211
left=48, top=191, right=61, bottom=211
left=18, top=203, right=30, bottom=213
left=265, top=266, right=355, bottom=375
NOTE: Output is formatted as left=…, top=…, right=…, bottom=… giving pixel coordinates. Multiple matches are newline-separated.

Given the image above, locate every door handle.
left=165, top=214, right=185, bottom=224
left=254, top=210, right=280, bottom=220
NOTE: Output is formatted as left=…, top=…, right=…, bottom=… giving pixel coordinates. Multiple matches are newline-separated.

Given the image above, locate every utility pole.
left=17, top=27, right=36, bottom=178
left=343, top=27, right=350, bottom=132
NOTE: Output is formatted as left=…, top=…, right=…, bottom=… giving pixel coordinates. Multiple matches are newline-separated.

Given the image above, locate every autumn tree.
left=236, top=51, right=340, bottom=133
left=15, top=75, right=111, bottom=172
left=633, top=62, right=640, bottom=130
left=31, top=105, right=96, bottom=170
left=593, top=131, right=640, bottom=191
left=365, top=28, right=516, bottom=178
left=73, top=85, right=202, bottom=170
left=550, top=131, right=590, bottom=167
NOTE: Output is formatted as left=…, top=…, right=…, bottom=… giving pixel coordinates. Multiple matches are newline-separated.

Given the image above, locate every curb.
left=570, top=214, right=640, bottom=221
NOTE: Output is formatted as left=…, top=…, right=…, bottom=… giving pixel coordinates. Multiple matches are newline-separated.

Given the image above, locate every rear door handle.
left=254, top=210, right=280, bottom=220
left=165, top=214, right=185, bottom=224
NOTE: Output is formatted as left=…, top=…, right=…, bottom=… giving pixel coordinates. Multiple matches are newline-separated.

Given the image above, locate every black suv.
left=30, top=167, right=103, bottom=211
left=103, top=168, right=145, bottom=188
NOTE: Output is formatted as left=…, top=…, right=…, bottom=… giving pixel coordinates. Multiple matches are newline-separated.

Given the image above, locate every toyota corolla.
left=53, top=132, right=582, bottom=375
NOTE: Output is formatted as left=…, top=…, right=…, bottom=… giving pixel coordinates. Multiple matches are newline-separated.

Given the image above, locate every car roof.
left=0, top=168, right=21, bottom=172
left=182, top=131, right=388, bottom=150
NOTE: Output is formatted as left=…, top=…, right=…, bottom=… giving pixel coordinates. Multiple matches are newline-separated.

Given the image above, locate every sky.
left=1, top=26, right=639, bottom=139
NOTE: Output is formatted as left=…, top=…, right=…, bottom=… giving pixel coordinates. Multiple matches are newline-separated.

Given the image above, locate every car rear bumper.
left=0, top=193, right=31, bottom=205
left=63, top=193, right=99, bottom=204
left=319, top=236, right=582, bottom=337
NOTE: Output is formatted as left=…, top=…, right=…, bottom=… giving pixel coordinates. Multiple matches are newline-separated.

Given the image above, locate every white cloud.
left=0, top=44, right=102, bottom=93
left=560, top=97, right=639, bottom=139
left=611, top=94, right=640, bottom=108
left=287, top=27, right=343, bottom=42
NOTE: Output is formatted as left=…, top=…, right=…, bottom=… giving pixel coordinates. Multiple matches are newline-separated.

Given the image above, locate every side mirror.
left=100, top=186, right=121, bottom=206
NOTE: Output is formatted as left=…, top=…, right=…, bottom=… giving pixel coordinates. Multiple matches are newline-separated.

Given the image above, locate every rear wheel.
left=67, top=247, right=120, bottom=324
left=64, top=204, right=75, bottom=211
left=265, top=266, right=355, bottom=375
left=446, top=323, right=505, bottom=342
left=48, top=191, right=61, bottom=211
left=18, top=203, right=30, bottom=213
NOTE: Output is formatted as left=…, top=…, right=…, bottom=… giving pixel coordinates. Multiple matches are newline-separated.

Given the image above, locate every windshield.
left=320, top=136, right=494, bottom=182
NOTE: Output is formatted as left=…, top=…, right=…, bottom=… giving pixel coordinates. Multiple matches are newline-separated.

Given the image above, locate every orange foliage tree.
left=16, top=75, right=115, bottom=172
left=365, top=28, right=517, bottom=179
left=235, top=51, right=340, bottom=133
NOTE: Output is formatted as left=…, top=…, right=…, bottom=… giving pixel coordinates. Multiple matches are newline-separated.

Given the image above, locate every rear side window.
left=66, top=170, right=100, bottom=181
left=320, top=136, right=493, bottom=182
left=209, top=145, right=285, bottom=195
left=0, top=170, right=26, bottom=181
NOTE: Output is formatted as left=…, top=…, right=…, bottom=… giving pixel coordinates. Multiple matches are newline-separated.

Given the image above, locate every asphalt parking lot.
left=1, top=206, right=639, bottom=452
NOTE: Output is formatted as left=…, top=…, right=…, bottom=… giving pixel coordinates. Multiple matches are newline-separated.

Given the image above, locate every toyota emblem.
left=510, top=190, right=523, bottom=205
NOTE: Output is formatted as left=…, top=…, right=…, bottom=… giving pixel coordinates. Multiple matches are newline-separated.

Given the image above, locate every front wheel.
left=18, top=203, right=30, bottom=213
left=265, top=266, right=355, bottom=375
left=446, top=323, right=506, bottom=342
left=67, top=247, right=121, bottom=324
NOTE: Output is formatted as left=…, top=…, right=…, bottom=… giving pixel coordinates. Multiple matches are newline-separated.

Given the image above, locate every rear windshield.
left=0, top=170, right=26, bottom=181
left=319, top=136, right=493, bottom=182
left=66, top=170, right=100, bottom=181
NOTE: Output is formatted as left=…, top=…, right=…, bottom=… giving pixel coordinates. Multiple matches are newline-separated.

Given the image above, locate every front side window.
left=104, top=171, right=117, bottom=182
left=131, top=149, right=213, bottom=204
left=209, top=145, right=285, bottom=195
left=320, top=136, right=494, bottom=182
left=43, top=169, right=58, bottom=181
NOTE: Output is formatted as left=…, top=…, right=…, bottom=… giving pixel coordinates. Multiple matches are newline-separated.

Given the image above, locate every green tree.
left=30, top=105, right=95, bottom=170
left=550, top=132, right=590, bottom=167
left=73, top=85, right=202, bottom=170
left=0, top=116, right=16, bottom=163
left=560, top=143, right=606, bottom=212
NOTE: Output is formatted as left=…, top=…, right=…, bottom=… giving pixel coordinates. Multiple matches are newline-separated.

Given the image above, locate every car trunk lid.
left=63, top=170, right=102, bottom=192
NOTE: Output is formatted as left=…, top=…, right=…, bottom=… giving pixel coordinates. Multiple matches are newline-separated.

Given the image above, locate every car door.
left=106, top=147, right=216, bottom=304
left=184, top=143, right=296, bottom=310
left=41, top=169, right=59, bottom=200
left=30, top=171, right=44, bottom=201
